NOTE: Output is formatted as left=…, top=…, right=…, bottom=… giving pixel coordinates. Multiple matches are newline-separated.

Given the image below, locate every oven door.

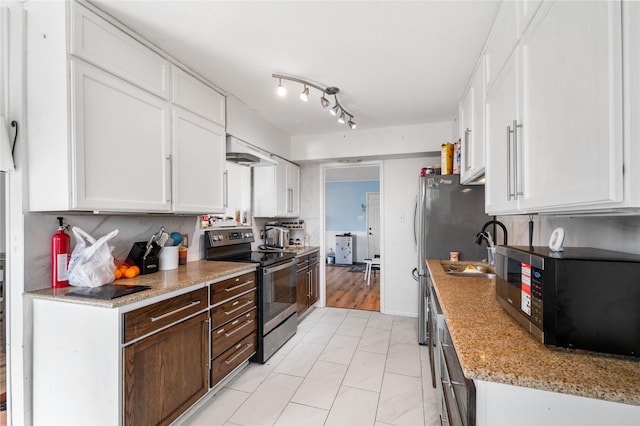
left=261, top=259, right=297, bottom=334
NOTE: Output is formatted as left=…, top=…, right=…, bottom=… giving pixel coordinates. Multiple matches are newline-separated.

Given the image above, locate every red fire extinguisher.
left=51, top=216, right=70, bottom=288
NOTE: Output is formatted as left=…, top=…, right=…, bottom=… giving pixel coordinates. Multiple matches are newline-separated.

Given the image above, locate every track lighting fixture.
left=300, top=85, right=309, bottom=102
left=272, top=73, right=356, bottom=129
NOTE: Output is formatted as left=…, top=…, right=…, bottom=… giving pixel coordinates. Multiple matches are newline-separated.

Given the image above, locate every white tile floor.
left=182, top=307, right=441, bottom=426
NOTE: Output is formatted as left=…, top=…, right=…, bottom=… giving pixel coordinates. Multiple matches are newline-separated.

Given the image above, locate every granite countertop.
left=27, top=260, right=257, bottom=309
left=426, top=259, right=640, bottom=406
left=257, top=246, right=320, bottom=257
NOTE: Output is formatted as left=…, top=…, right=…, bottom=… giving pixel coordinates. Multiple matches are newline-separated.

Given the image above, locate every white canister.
left=158, top=246, right=179, bottom=270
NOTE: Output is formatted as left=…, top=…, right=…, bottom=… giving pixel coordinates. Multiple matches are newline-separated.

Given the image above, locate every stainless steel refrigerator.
left=413, top=174, right=490, bottom=344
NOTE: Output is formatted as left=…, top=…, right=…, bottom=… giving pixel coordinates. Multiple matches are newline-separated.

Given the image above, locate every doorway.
left=323, top=163, right=381, bottom=311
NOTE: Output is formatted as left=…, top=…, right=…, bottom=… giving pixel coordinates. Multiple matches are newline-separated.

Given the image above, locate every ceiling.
left=91, top=1, right=500, bottom=137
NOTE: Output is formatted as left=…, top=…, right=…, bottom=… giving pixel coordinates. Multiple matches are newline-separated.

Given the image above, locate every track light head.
left=300, top=85, right=309, bottom=102
left=276, top=79, right=286, bottom=97
left=338, top=111, right=346, bottom=124
left=330, top=99, right=340, bottom=116
left=320, top=93, right=330, bottom=108
left=348, top=119, right=357, bottom=130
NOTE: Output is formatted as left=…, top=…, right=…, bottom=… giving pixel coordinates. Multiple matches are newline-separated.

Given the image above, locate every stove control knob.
left=212, top=235, right=220, bottom=241
left=219, top=235, right=224, bottom=240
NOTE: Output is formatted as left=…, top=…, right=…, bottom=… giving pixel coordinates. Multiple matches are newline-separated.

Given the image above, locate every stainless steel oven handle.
left=263, top=260, right=295, bottom=275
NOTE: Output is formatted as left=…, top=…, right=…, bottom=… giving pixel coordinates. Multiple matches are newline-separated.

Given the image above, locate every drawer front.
left=71, top=3, right=171, bottom=99
left=211, top=307, right=257, bottom=358
left=211, top=290, right=256, bottom=327
left=123, top=287, right=207, bottom=343
left=308, top=251, right=319, bottom=264
left=211, top=272, right=256, bottom=305
left=211, top=333, right=256, bottom=387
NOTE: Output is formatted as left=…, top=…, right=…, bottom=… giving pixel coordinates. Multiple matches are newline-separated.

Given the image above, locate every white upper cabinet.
left=517, top=1, right=623, bottom=212
left=72, top=60, right=172, bottom=211
left=71, top=3, right=171, bottom=99
left=483, top=0, right=625, bottom=215
left=460, top=58, right=486, bottom=184
left=484, top=1, right=518, bottom=91
left=26, top=1, right=226, bottom=213
left=253, top=158, right=300, bottom=218
left=172, top=66, right=226, bottom=127
left=172, top=107, right=225, bottom=214
left=485, top=50, right=520, bottom=215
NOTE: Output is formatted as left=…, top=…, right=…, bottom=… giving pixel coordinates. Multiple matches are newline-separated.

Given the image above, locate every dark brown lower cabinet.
left=296, top=251, right=320, bottom=316
left=123, top=311, right=208, bottom=426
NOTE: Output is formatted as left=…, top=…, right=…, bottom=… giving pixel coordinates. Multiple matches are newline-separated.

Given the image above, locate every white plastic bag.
left=68, top=227, right=119, bottom=287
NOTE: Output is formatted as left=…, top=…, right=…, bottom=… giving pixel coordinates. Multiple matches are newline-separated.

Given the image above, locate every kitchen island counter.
left=26, top=260, right=257, bottom=308
left=426, top=258, right=640, bottom=407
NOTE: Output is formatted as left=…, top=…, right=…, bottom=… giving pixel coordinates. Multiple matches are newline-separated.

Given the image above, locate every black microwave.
left=495, top=245, right=640, bottom=357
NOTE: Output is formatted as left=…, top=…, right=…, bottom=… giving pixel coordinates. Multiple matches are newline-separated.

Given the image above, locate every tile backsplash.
left=24, top=213, right=202, bottom=292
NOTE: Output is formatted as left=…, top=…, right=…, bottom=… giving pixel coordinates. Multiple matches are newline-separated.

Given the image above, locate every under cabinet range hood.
left=226, top=136, right=277, bottom=166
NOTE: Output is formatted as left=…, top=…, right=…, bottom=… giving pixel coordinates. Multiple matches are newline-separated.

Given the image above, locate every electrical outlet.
left=181, top=234, right=189, bottom=248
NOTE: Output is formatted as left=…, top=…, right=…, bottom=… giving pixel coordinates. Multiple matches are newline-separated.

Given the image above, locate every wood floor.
left=325, top=264, right=380, bottom=311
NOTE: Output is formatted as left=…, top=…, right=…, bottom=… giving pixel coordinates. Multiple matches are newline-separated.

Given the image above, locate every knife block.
left=126, top=241, right=161, bottom=275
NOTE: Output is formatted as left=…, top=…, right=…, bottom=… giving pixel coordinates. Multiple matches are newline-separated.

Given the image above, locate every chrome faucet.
left=476, top=220, right=508, bottom=246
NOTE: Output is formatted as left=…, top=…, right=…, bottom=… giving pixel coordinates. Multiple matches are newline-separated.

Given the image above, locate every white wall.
left=383, top=155, right=437, bottom=316
left=290, top=121, right=452, bottom=162
left=226, top=95, right=291, bottom=158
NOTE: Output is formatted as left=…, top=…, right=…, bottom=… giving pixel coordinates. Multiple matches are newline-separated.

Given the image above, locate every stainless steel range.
left=205, top=228, right=298, bottom=363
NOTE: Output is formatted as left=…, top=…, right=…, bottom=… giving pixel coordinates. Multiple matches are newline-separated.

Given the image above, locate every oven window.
left=262, top=261, right=297, bottom=334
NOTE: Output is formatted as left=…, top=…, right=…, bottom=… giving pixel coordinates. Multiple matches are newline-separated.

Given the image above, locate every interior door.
left=366, top=192, right=380, bottom=258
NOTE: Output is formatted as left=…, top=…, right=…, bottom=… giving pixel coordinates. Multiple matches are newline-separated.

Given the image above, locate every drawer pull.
left=224, top=281, right=254, bottom=292
left=224, top=343, right=253, bottom=365
left=225, top=320, right=254, bottom=337
left=217, top=328, right=226, bottom=334
left=224, top=300, right=253, bottom=316
left=150, top=300, right=201, bottom=322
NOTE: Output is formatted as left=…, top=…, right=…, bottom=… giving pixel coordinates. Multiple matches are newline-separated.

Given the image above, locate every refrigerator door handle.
left=413, top=195, right=418, bottom=251
left=412, top=267, right=419, bottom=281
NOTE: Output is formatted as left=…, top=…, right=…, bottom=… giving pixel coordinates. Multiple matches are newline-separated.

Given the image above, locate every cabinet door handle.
left=223, top=169, right=229, bottom=209
left=150, top=300, right=200, bottom=322
left=225, top=319, right=254, bottom=337
left=224, top=343, right=253, bottom=365
left=464, top=128, right=471, bottom=172
left=506, top=125, right=514, bottom=200
left=513, top=120, right=523, bottom=197
left=224, top=280, right=254, bottom=292
left=224, top=300, right=253, bottom=316
left=166, top=155, right=173, bottom=203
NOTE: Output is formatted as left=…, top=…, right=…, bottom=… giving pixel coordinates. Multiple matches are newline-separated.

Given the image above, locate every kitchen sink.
left=440, top=261, right=496, bottom=279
